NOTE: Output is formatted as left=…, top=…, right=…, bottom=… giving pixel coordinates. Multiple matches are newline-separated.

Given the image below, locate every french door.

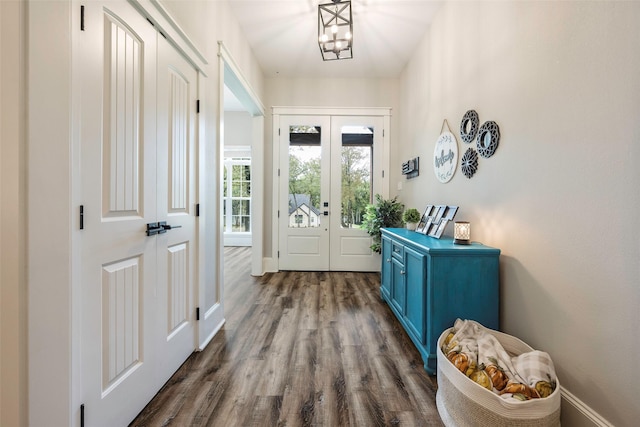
left=278, top=114, right=385, bottom=271
left=79, top=2, right=197, bottom=425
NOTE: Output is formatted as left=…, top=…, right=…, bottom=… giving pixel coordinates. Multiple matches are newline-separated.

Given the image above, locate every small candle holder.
left=454, top=221, right=470, bottom=245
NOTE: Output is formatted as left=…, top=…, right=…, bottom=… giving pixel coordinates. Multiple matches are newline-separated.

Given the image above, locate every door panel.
left=81, top=3, right=158, bottom=425
left=391, top=258, right=406, bottom=315
left=329, top=116, right=383, bottom=271
left=404, top=246, right=426, bottom=343
left=278, top=116, right=331, bottom=270
left=155, top=34, right=197, bottom=382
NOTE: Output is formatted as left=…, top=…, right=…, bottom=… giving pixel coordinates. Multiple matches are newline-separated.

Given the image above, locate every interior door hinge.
left=277, top=251, right=280, bottom=258
left=79, top=205, right=84, bottom=230
left=196, top=307, right=200, bottom=321
left=277, top=168, right=280, bottom=177
left=80, top=5, right=85, bottom=31
left=383, top=129, right=385, bottom=137
left=196, top=203, right=200, bottom=217
left=277, top=210, right=280, bottom=218
left=278, top=128, right=281, bottom=136
left=80, top=404, right=85, bottom=427
left=196, top=100, right=200, bottom=113
left=382, top=170, right=385, bottom=178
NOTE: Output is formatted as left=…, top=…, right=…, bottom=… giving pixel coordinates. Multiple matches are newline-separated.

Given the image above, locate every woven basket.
left=436, top=326, right=561, bottom=427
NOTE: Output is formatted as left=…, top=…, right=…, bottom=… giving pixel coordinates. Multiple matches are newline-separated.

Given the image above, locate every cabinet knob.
left=400, top=270, right=405, bottom=275
left=386, top=258, right=390, bottom=263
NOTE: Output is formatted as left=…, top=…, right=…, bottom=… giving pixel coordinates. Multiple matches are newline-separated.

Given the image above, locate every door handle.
left=146, top=222, right=163, bottom=236
left=160, top=222, right=182, bottom=231
left=146, top=221, right=182, bottom=236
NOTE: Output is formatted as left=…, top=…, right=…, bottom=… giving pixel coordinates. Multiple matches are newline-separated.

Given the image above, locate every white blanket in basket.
left=443, top=319, right=557, bottom=401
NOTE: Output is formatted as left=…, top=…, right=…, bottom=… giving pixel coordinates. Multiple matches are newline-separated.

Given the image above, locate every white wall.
left=0, top=1, right=27, bottom=425
left=264, top=77, right=400, bottom=257
left=398, top=1, right=640, bottom=425
left=224, top=111, right=252, bottom=147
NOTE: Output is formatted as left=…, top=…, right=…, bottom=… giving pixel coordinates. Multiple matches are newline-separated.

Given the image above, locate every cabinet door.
left=391, top=257, right=406, bottom=314
left=404, top=246, right=426, bottom=343
left=380, top=235, right=392, bottom=299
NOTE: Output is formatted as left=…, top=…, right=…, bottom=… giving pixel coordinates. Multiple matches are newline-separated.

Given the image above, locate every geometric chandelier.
left=318, top=0, right=353, bottom=61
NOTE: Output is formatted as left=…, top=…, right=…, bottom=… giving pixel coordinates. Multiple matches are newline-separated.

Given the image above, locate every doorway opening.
left=218, top=43, right=265, bottom=277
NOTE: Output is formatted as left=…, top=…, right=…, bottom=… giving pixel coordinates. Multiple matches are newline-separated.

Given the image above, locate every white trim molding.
left=561, top=386, right=614, bottom=427
left=130, top=0, right=208, bottom=74
left=218, top=41, right=265, bottom=117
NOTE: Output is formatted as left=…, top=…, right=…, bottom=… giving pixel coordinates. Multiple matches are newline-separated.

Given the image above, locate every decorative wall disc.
left=433, top=131, right=459, bottom=183
left=461, top=147, right=478, bottom=179
left=460, top=110, right=479, bottom=144
left=476, top=121, right=500, bottom=158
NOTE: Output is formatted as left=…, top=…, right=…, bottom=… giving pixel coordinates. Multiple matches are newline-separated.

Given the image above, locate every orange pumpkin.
left=484, top=364, right=508, bottom=391
left=447, top=351, right=470, bottom=374
left=500, top=382, right=540, bottom=399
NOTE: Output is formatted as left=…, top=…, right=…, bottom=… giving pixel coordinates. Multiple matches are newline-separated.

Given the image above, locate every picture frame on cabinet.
left=432, top=205, right=446, bottom=223
left=427, top=206, right=446, bottom=237
left=416, top=205, right=433, bottom=233
left=443, top=205, right=458, bottom=220
left=416, top=218, right=427, bottom=233
left=431, top=219, right=449, bottom=238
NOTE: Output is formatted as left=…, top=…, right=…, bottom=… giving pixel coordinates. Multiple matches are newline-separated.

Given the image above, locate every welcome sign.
left=433, top=131, right=458, bottom=183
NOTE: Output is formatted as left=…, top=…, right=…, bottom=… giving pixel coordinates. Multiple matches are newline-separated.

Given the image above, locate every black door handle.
left=161, top=222, right=182, bottom=231
left=146, top=222, right=163, bottom=236
left=146, top=221, right=182, bottom=236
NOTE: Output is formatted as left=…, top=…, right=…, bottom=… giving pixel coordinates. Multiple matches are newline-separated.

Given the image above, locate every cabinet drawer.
left=391, top=241, right=404, bottom=261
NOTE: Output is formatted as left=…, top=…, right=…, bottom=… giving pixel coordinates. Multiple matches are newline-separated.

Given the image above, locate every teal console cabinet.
left=380, top=228, right=500, bottom=374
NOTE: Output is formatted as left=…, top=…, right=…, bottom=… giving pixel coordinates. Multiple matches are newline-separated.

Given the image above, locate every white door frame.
left=218, top=42, right=265, bottom=277
left=271, top=106, right=391, bottom=272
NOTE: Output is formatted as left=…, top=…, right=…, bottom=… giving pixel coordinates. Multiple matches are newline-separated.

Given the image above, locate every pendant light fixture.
left=318, top=1, right=353, bottom=61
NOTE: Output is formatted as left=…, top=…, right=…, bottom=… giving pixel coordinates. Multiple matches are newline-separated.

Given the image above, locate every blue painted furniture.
left=380, top=228, right=500, bottom=374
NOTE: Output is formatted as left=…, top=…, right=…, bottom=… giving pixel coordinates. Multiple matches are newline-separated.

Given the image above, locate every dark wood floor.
left=130, top=247, right=443, bottom=426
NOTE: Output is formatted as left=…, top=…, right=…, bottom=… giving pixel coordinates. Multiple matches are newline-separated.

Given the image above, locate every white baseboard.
left=263, top=257, right=278, bottom=273
left=561, top=386, right=613, bottom=427
left=197, top=318, right=225, bottom=351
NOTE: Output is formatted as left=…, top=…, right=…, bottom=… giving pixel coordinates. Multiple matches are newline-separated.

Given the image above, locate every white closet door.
left=153, top=32, right=198, bottom=386
left=79, top=2, right=198, bottom=425
left=79, top=3, right=159, bottom=425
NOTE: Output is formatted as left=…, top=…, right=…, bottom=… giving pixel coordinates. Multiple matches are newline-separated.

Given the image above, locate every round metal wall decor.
left=433, top=131, right=459, bottom=183
left=461, top=147, right=478, bottom=179
left=476, top=121, right=500, bottom=158
left=460, top=110, right=479, bottom=144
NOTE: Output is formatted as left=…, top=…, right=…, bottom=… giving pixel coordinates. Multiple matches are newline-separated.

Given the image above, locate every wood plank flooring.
left=130, top=247, right=443, bottom=426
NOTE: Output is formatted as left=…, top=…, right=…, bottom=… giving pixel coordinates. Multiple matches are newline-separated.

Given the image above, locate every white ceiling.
left=227, top=0, right=443, bottom=78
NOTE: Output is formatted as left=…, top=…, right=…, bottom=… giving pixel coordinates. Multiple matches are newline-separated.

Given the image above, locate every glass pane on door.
left=340, top=125, right=373, bottom=228
left=288, top=125, right=322, bottom=229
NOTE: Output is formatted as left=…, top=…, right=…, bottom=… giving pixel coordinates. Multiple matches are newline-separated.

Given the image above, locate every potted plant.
left=361, top=194, right=404, bottom=253
left=403, top=208, right=421, bottom=231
